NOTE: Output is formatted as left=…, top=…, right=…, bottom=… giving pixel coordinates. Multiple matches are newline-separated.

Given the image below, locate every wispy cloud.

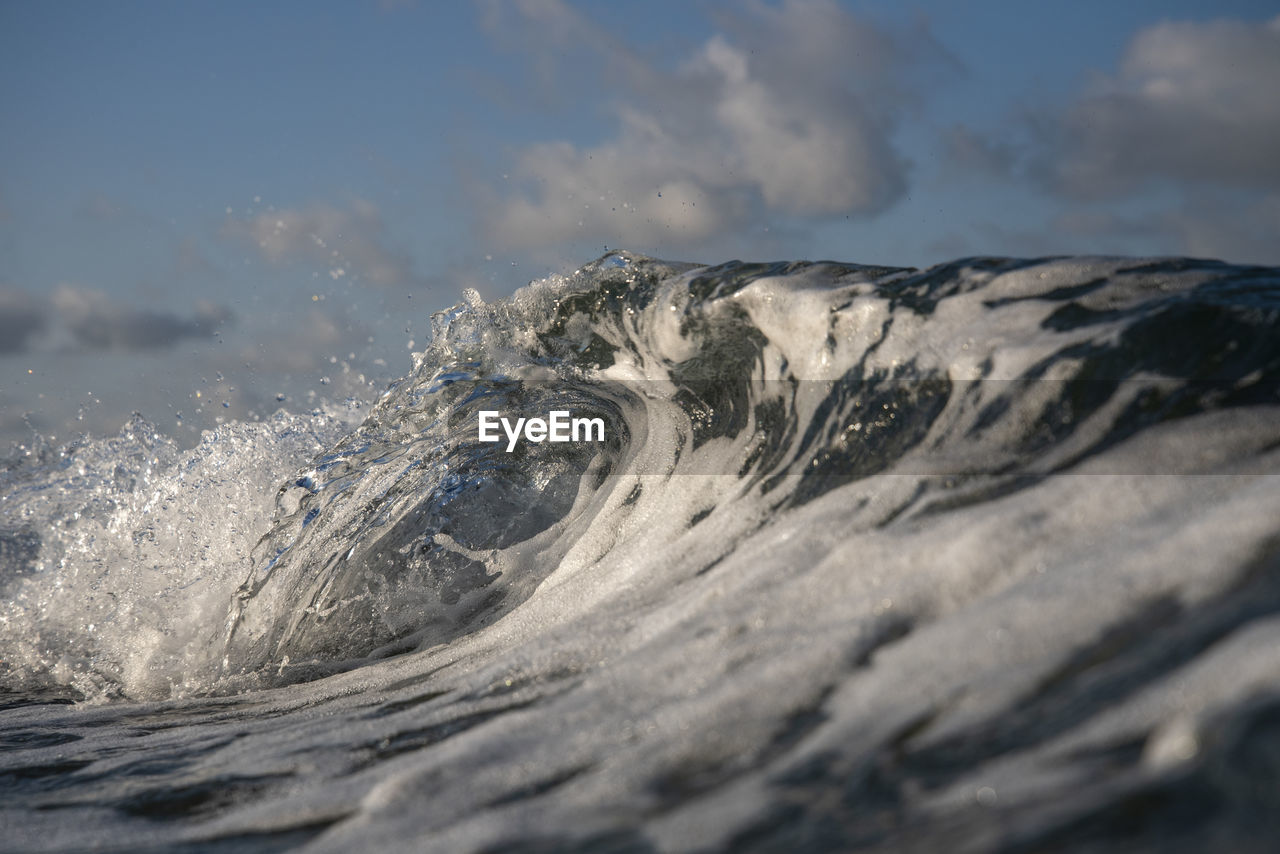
left=0, top=285, right=234, bottom=355
left=52, top=286, right=232, bottom=352
left=943, top=15, right=1280, bottom=263
left=942, top=125, right=1020, bottom=182
left=478, top=0, right=950, bottom=252
left=234, top=305, right=372, bottom=375
left=1053, top=191, right=1280, bottom=264
left=949, top=15, right=1280, bottom=199
left=222, top=200, right=422, bottom=288
left=75, top=192, right=134, bottom=223
left=0, top=288, right=48, bottom=354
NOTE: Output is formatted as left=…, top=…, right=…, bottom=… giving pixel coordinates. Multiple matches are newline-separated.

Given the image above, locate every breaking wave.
left=3, top=252, right=1279, bottom=851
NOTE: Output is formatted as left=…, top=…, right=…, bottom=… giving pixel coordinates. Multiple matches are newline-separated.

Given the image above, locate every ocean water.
left=2, top=252, right=1279, bottom=852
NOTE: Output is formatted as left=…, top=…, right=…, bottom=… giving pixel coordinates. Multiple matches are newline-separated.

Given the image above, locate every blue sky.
left=2, top=0, right=1278, bottom=445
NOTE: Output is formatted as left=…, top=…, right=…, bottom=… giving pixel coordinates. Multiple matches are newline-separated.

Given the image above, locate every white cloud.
left=480, top=0, right=936, bottom=251
left=223, top=200, right=421, bottom=288
left=1049, top=15, right=1280, bottom=196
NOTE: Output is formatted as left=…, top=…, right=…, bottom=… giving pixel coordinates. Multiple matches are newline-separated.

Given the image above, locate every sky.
left=2, top=0, right=1278, bottom=447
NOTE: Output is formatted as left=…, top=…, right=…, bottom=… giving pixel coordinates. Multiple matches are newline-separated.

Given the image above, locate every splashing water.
left=2, top=253, right=1279, bottom=852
